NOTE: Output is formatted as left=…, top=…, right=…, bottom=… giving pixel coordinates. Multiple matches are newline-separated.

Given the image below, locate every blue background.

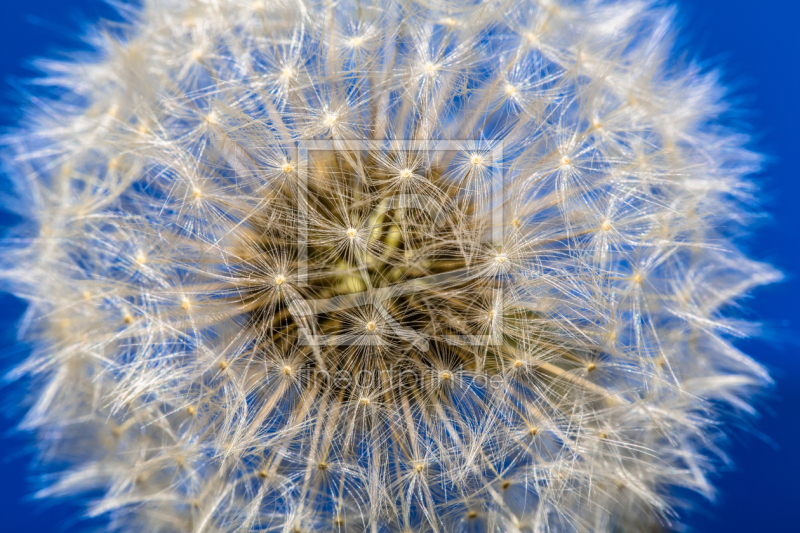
left=0, top=1, right=797, bottom=531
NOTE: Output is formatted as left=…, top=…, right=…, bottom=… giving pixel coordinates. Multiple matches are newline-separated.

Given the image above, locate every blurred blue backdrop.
left=0, top=1, right=797, bottom=531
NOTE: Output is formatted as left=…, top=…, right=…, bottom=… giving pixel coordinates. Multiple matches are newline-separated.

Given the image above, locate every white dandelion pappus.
left=0, top=0, right=779, bottom=532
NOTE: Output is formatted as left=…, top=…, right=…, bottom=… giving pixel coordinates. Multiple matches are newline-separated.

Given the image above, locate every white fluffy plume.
left=0, top=1, right=779, bottom=532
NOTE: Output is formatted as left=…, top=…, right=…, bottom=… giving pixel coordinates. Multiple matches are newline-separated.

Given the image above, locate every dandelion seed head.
left=0, top=0, right=779, bottom=532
